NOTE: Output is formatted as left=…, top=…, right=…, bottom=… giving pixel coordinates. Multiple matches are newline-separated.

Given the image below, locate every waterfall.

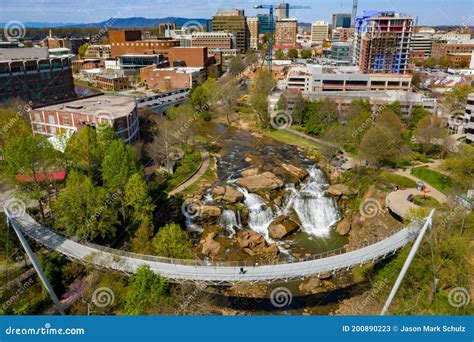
left=286, top=166, right=339, bottom=236
left=184, top=217, right=204, bottom=234
left=219, top=209, right=240, bottom=237
left=238, top=187, right=274, bottom=238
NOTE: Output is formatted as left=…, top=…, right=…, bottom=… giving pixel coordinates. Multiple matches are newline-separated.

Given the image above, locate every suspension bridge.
left=4, top=208, right=433, bottom=285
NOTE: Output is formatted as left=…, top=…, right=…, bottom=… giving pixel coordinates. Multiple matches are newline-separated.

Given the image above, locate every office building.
left=275, top=19, right=297, bottom=47
left=257, top=14, right=274, bottom=34
left=331, top=42, right=351, bottom=62
left=29, top=94, right=139, bottom=143
left=247, top=17, right=259, bottom=50
left=191, top=32, right=235, bottom=50
left=411, top=28, right=434, bottom=62
left=353, top=11, right=413, bottom=74
left=0, top=47, right=75, bottom=103
left=108, top=29, right=180, bottom=58
left=276, top=2, right=289, bottom=20
left=140, top=66, right=204, bottom=91
left=332, top=13, right=352, bottom=29
left=212, top=9, right=248, bottom=52
left=311, top=21, right=329, bottom=44
left=432, top=40, right=474, bottom=67
left=84, top=44, right=111, bottom=59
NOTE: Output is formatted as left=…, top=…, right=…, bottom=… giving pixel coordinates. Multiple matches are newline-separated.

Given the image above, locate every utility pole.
left=380, top=209, right=435, bottom=315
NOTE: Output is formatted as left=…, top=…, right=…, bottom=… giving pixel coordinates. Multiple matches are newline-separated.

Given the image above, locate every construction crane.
left=254, top=3, right=311, bottom=70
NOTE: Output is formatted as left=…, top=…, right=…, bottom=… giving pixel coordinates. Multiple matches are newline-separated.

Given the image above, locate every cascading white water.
left=238, top=187, right=274, bottom=238
left=286, top=166, right=339, bottom=236
left=218, top=209, right=240, bottom=237
left=237, top=166, right=339, bottom=238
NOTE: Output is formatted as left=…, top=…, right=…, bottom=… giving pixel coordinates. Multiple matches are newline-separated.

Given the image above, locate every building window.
left=48, top=115, right=55, bottom=124
left=36, top=124, right=42, bottom=132
left=63, top=117, right=70, bottom=125
left=50, top=126, right=56, bottom=134
left=34, top=113, right=41, bottom=122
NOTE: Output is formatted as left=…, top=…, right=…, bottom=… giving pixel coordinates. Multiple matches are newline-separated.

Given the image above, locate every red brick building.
left=109, top=29, right=180, bottom=58
left=29, top=94, right=139, bottom=143
left=140, top=66, right=204, bottom=91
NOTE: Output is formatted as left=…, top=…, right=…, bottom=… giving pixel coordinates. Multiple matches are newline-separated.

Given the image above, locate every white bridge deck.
left=6, top=211, right=430, bottom=285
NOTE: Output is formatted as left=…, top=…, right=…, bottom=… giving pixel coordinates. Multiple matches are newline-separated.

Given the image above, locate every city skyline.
left=0, top=0, right=472, bottom=26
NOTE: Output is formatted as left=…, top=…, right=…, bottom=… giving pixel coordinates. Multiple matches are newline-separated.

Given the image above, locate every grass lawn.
left=165, top=147, right=202, bottom=192
left=180, top=156, right=217, bottom=196
left=264, top=129, right=319, bottom=150
left=379, top=172, right=417, bottom=189
left=412, top=195, right=440, bottom=208
left=411, top=166, right=453, bottom=194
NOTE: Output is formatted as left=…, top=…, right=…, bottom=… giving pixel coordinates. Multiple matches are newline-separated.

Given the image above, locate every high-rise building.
left=246, top=17, right=259, bottom=50
left=311, top=21, right=329, bottom=45
left=332, top=13, right=352, bottom=29
left=276, top=3, right=289, bottom=20
left=212, top=9, right=248, bottom=52
left=352, top=11, right=413, bottom=74
left=275, top=19, right=297, bottom=47
left=257, top=14, right=274, bottom=34
left=411, top=27, right=434, bottom=62
left=432, top=39, right=474, bottom=68
left=0, top=48, right=75, bottom=104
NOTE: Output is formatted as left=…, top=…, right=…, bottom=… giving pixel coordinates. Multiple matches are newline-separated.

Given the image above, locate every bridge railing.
left=81, top=220, right=422, bottom=268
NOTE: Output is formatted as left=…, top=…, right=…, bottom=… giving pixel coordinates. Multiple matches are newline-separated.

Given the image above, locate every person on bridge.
left=239, top=267, right=247, bottom=274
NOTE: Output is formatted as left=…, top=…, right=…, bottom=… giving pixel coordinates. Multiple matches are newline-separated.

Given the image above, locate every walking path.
left=167, top=148, right=209, bottom=196
left=5, top=208, right=433, bottom=285
left=392, top=169, right=448, bottom=203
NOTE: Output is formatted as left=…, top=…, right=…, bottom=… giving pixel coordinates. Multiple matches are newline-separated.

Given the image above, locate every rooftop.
left=0, top=47, right=49, bottom=61
left=33, top=95, right=136, bottom=119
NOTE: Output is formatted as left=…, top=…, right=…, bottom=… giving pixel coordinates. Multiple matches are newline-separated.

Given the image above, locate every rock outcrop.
left=335, top=217, right=351, bottom=236
left=268, top=216, right=299, bottom=239
left=235, top=172, right=284, bottom=192
left=212, top=185, right=244, bottom=203
left=327, top=184, right=356, bottom=197
left=199, top=205, right=222, bottom=217
left=200, top=232, right=221, bottom=256
left=299, top=277, right=322, bottom=294
left=241, top=168, right=259, bottom=177
left=281, top=163, right=308, bottom=180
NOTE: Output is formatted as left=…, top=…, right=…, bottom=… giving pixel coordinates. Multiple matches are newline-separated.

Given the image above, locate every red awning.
left=16, top=171, right=66, bottom=183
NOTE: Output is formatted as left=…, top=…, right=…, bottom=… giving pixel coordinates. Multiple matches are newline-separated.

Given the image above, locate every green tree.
left=130, top=217, right=155, bottom=255
left=408, top=106, right=430, bottom=130
left=274, top=49, right=285, bottom=60
left=3, top=135, right=59, bottom=221
left=152, top=223, right=191, bottom=259
left=414, top=115, right=447, bottom=154
left=124, top=173, right=155, bottom=224
left=441, top=144, right=474, bottom=190
left=287, top=48, right=298, bottom=59
left=249, top=68, right=275, bottom=127
left=360, top=110, right=410, bottom=166
left=300, top=49, right=313, bottom=59
left=124, top=265, right=171, bottom=315
left=443, top=84, right=473, bottom=110
left=101, top=140, right=139, bottom=191
left=78, top=43, right=90, bottom=58
left=384, top=101, right=402, bottom=117
left=54, top=171, right=118, bottom=240
left=0, top=104, right=32, bottom=153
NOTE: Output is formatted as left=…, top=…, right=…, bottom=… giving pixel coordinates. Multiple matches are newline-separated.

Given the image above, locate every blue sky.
left=0, top=0, right=472, bottom=25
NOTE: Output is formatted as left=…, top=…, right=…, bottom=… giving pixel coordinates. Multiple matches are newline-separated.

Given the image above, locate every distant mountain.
left=1, top=17, right=209, bottom=29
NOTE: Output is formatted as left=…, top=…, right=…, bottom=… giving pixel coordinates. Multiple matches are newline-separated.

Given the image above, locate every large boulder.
left=200, top=232, right=221, bottom=256
left=281, top=163, right=308, bottom=180
left=335, top=218, right=351, bottom=236
left=299, top=277, right=322, bottom=294
left=213, top=185, right=244, bottom=203
left=268, top=216, right=299, bottom=239
left=235, top=172, right=284, bottom=192
left=199, top=205, right=222, bottom=217
left=237, top=230, right=266, bottom=249
left=327, top=184, right=355, bottom=197
left=241, top=167, right=259, bottom=177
